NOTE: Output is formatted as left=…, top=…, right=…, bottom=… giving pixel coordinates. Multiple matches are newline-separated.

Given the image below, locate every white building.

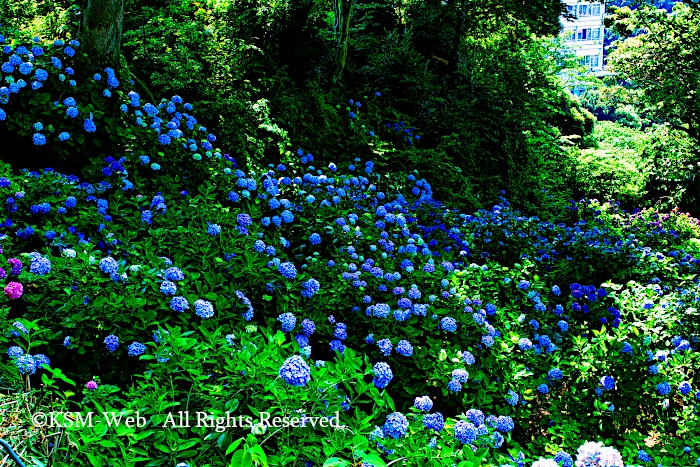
left=561, top=1, right=605, bottom=75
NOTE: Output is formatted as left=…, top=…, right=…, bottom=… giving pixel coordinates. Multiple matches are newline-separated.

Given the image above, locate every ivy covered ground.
left=1, top=26, right=700, bottom=467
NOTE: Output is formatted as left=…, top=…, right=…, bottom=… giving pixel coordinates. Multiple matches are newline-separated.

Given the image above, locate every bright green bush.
left=574, top=121, right=650, bottom=207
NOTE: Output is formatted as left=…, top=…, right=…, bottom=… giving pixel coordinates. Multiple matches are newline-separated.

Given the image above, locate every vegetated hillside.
left=0, top=27, right=699, bottom=467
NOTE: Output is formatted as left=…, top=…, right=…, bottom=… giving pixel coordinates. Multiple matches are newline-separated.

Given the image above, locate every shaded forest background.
left=1, top=0, right=698, bottom=217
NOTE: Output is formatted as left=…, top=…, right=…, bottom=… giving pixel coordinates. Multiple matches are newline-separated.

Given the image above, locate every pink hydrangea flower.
left=4, top=281, right=23, bottom=300
left=86, top=380, right=98, bottom=390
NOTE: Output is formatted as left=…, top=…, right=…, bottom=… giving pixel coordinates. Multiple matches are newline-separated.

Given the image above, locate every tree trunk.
left=81, top=0, right=125, bottom=67
left=332, top=0, right=355, bottom=83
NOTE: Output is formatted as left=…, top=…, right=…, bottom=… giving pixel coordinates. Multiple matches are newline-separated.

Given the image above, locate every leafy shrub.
left=642, top=125, right=700, bottom=212
left=574, top=121, right=650, bottom=207
left=1, top=25, right=700, bottom=467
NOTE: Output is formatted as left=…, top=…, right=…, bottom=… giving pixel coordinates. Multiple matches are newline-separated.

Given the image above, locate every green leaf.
left=86, top=453, right=103, bottom=467
left=359, top=454, right=386, bottom=466
left=226, top=438, right=244, bottom=455
left=323, top=459, right=350, bottom=467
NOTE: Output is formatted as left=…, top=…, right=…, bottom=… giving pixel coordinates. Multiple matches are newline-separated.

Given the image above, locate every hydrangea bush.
left=1, top=28, right=700, bottom=467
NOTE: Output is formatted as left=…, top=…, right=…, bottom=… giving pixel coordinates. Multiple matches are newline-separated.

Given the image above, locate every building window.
left=577, top=28, right=592, bottom=40
left=565, top=29, right=576, bottom=41
left=579, top=55, right=600, bottom=69
left=567, top=5, right=576, bottom=16
left=592, top=4, right=601, bottom=16
left=592, top=28, right=601, bottom=40
left=579, top=4, right=590, bottom=16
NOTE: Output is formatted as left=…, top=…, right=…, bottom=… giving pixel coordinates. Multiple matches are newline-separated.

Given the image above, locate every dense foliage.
left=0, top=0, right=603, bottom=214
left=0, top=23, right=700, bottom=467
left=606, top=4, right=700, bottom=146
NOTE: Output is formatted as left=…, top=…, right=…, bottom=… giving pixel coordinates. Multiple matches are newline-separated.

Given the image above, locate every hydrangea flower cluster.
left=2, top=33, right=700, bottom=467
left=279, top=355, right=311, bottom=386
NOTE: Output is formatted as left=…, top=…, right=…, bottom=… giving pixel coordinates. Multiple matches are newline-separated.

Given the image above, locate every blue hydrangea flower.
left=657, top=381, right=671, bottom=396
left=99, top=257, right=119, bottom=275
left=414, top=396, right=433, bottom=411
left=301, top=318, right=315, bottom=336
left=8, top=346, right=24, bottom=358
left=554, top=451, right=573, bottom=467
left=423, top=412, right=444, bottom=432
left=84, top=119, right=97, bottom=133
left=495, top=415, right=514, bottom=432
left=638, top=450, right=651, bottom=463
left=454, top=420, right=478, bottom=444
left=128, top=342, right=146, bottom=356
left=29, top=255, right=51, bottom=275
left=194, top=299, right=215, bottom=319
left=142, top=210, right=152, bottom=225
left=11, top=322, right=28, bottom=336
left=448, top=379, right=462, bottom=392
left=382, top=412, right=408, bottom=439
left=170, top=296, right=189, bottom=312
left=440, top=317, right=457, bottom=332
left=207, top=223, right=221, bottom=236
left=160, top=280, right=176, bottom=296
left=104, top=334, right=119, bottom=352
left=456, top=353, right=473, bottom=368
left=33, top=354, right=50, bottom=368
left=279, top=355, right=311, bottom=386
left=505, top=389, right=519, bottom=405
left=278, top=312, right=297, bottom=332
left=679, top=381, right=692, bottom=395
left=281, top=210, right=294, bottom=223
left=378, top=338, right=392, bottom=356
left=279, top=262, right=297, bottom=279
left=600, top=376, right=615, bottom=391
left=396, top=340, right=413, bottom=356
left=295, top=334, right=309, bottom=348
left=301, top=278, right=321, bottom=298
left=452, top=369, right=469, bottom=383
left=372, top=362, right=393, bottom=389
left=16, top=355, right=36, bottom=375
left=548, top=368, right=563, bottom=381
left=329, top=339, right=345, bottom=354
left=164, top=267, right=184, bottom=281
